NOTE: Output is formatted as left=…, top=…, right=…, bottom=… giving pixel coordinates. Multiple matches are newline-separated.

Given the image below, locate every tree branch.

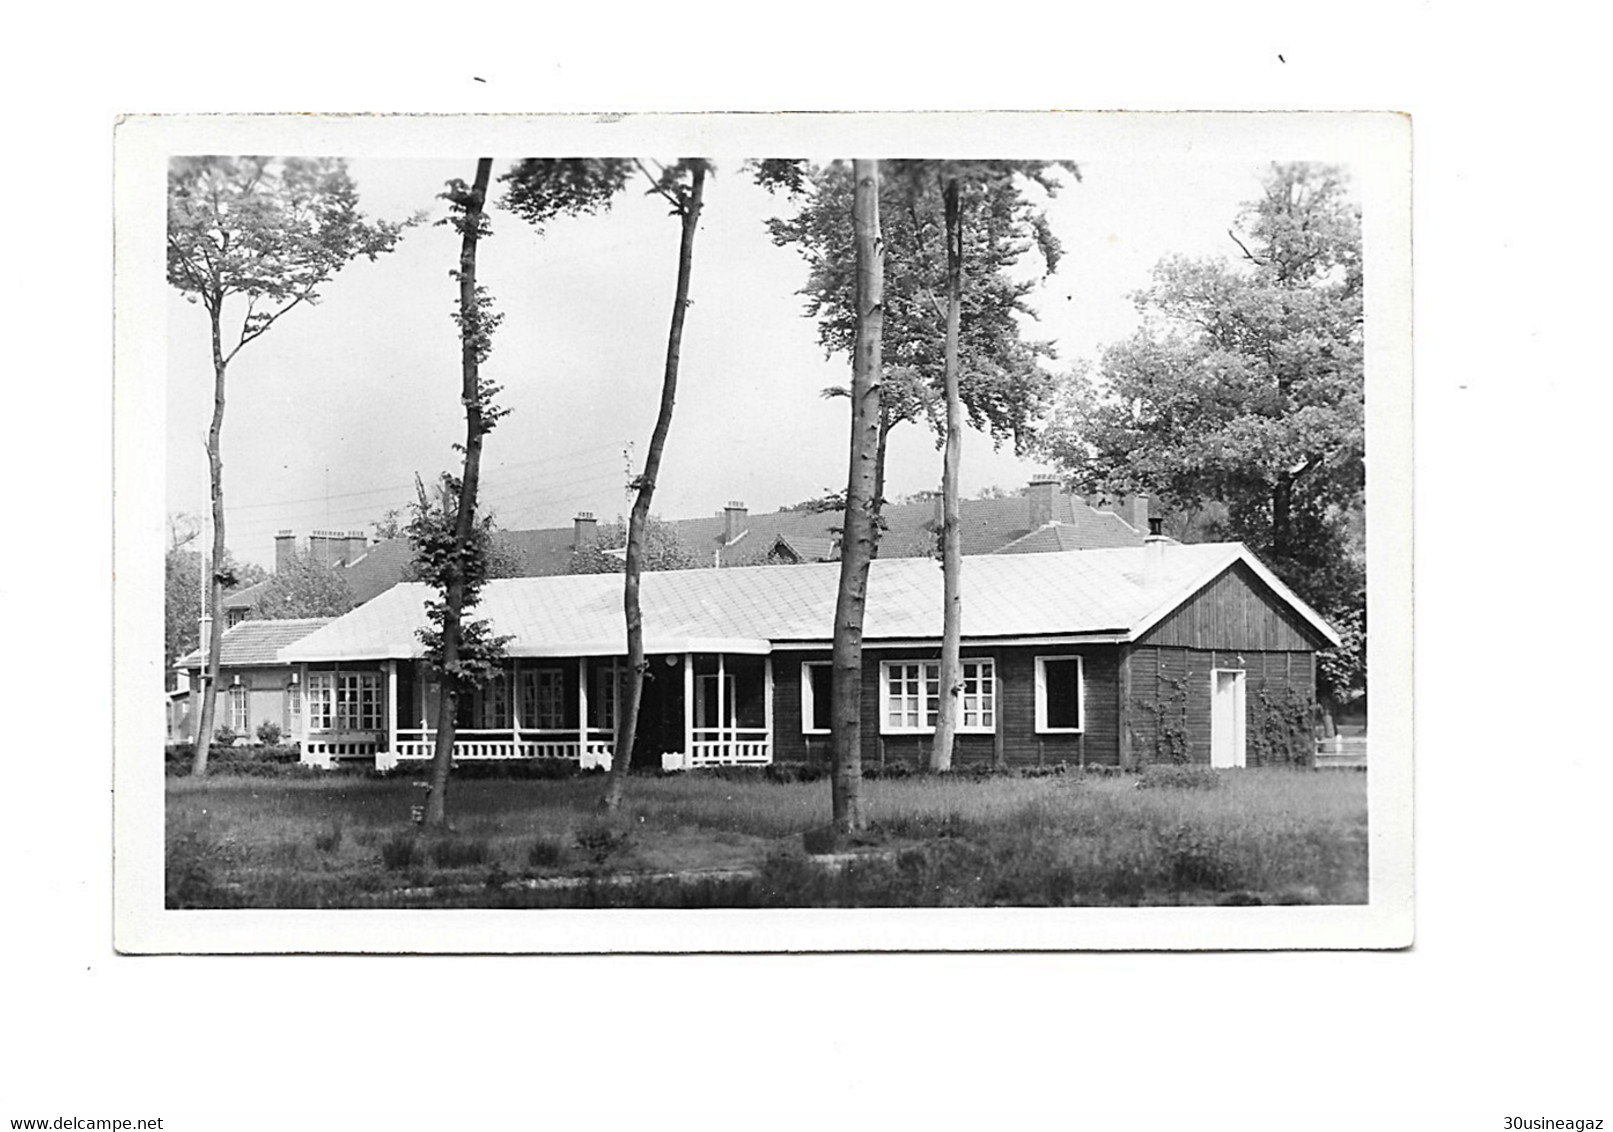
left=634, top=158, right=685, bottom=212
left=1227, top=227, right=1265, bottom=265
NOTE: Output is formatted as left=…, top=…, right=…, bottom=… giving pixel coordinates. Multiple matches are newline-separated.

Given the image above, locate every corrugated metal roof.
left=280, top=543, right=1338, bottom=663
left=176, top=617, right=334, bottom=669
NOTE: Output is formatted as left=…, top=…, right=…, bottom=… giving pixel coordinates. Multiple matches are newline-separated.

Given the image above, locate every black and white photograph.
left=113, top=112, right=1412, bottom=950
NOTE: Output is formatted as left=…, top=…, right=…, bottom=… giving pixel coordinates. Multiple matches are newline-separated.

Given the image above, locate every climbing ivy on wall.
left=1133, top=675, right=1191, bottom=765
left=1250, top=684, right=1322, bottom=766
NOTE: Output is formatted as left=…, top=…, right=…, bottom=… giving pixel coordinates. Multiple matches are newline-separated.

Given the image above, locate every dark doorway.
left=629, top=654, right=686, bottom=769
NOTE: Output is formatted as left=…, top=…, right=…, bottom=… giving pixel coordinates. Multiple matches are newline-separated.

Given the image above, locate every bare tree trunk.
left=424, top=157, right=494, bottom=830
left=830, top=160, right=884, bottom=835
left=931, top=178, right=964, bottom=773
left=604, top=162, right=706, bottom=813
left=192, top=303, right=229, bottom=776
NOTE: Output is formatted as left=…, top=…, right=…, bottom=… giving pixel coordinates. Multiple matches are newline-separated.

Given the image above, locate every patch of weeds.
left=430, top=836, right=492, bottom=869
left=313, top=821, right=344, bottom=854
left=526, top=836, right=569, bottom=869
left=379, top=832, right=421, bottom=871
left=1162, top=824, right=1239, bottom=890
left=1136, top=764, right=1224, bottom=791
left=574, top=819, right=632, bottom=865
left=485, top=862, right=511, bottom=890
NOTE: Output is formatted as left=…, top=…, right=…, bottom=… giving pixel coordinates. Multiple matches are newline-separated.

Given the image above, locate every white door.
left=1210, top=670, right=1247, bottom=768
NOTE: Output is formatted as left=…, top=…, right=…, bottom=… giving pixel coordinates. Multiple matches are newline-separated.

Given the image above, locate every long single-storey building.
left=275, top=539, right=1339, bottom=773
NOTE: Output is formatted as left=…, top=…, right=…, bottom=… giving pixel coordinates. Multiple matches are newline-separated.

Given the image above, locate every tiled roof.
left=176, top=617, right=333, bottom=670
left=281, top=543, right=1339, bottom=664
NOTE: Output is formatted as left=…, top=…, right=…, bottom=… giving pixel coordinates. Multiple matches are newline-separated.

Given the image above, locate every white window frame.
left=801, top=661, right=833, bottom=734
left=878, top=659, right=995, bottom=735
left=1034, top=654, right=1085, bottom=734
left=305, top=671, right=383, bottom=733
left=228, top=683, right=249, bottom=733
left=518, top=667, right=567, bottom=732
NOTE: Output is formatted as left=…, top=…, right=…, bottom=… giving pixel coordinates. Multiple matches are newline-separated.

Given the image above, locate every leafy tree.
left=167, top=157, right=413, bottom=775
left=371, top=507, right=406, bottom=541
left=252, top=549, right=356, bottom=619
left=760, top=160, right=1069, bottom=512
left=164, top=546, right=266, bottom=690
left=1036, top=162, right=1365, bottom=710
left=566, top=516, right=702, bottom=574
left=416, top=159, right=513, bottom=828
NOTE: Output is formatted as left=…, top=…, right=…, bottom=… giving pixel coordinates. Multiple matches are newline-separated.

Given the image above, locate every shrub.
left=526, top=836, right=569, bottom=869
left=450, top=759, right=581, bottom=781
left=255, top=720, right=283, bottom=746
left=313, top=821, right=344, bottom=854
left=379, top=833, right=421, bottom=871
left=1136, top=764, right=1223, bottom=791
left=430, top=836, right=492, bottom=868
left=213, top=725, right=239, bottom=747
left=574, top=820, right=633, bottom=864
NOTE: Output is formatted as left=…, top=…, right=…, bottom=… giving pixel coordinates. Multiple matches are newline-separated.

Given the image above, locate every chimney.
left=275, top=530, right=296, bottom=573
left=308, top=531, right=335, bottom=568
left=1027, top=475, right=1060, bottom=528
left=1123, top=494, right=1150, bottom=535
left=346, top=530, right=368, bottom=565
left=573, top=512, right=598, bottom=551
left=1144, top=517, right=1168, bottom=577
left=723, top=501, right=748, bottom=546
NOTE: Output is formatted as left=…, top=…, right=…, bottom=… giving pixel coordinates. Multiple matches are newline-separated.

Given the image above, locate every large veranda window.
left=518, top=667, right=567, bottom=731
left=306, top=671, right=383, bottom=732
left=879, top=659, right=995, bottom=734
left=1034, top=655, right=1085, bottom=733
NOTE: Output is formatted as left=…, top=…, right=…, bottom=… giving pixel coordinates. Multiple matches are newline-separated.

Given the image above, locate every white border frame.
left=114, top=110, right=1413, bottom=953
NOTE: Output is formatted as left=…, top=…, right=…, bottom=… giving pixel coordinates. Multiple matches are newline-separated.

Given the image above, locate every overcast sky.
left=167, top=156, right=1269, bottom=568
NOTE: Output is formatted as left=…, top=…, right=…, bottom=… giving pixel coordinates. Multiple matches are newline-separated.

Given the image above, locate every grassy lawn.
left=166, top=767, right=1368, bottom=909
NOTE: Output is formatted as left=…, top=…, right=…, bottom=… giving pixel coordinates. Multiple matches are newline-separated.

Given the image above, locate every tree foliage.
left=252, top=550, right=356, bottom=619
left=566, top=516, right=703, bottom=574
left=1035, top=163, right=1365, bottom=705
left=500, top=159, right=635, bottom=231
left=761, top=160, right=1073, bottom=461
left=406, top=473, right=513, bottom=696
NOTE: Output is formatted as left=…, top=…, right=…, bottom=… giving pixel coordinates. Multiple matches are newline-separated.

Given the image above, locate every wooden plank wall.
left=771, top=644, right=1125, bottom=768
left=1138, top=563, right=1327, bottom=651
left=1125, top=645, right=1316, bottom=766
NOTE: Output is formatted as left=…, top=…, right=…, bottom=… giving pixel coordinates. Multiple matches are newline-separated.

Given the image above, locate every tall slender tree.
left=826, top=159, right=885, bottom=833
left=602, top=159, right=708, bottom=813
left=417, top=158, right=513, bottom=828
left=167, top=157, right=412, bottom=775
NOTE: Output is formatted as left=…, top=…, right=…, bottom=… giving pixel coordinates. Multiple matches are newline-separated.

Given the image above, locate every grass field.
left=165, top=767, right=1368, bottom=909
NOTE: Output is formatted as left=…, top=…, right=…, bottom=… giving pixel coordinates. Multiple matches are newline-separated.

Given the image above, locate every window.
left=801, top=662, right=833, bottom=733
left=306, top=672, right=383, bottom=732
left=590, top=663, right=622, bottom=732
left=1035, top=656, right=1085, bottom=733
left=879, top=659, right=995, bottom=734
left=286, top=682, right=301, bottom=728
left=519, top=668, right=567, bottom=731
left=228, top=684, right=249, bottom=733
left=482, top=673, right=512, bottom=730
left=226, top=607, right=250, bottom=628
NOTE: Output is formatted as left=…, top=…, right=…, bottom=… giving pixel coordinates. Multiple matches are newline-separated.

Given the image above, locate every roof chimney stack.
left=1144, top=517, right=1168, bottom=577
left=275, top=530, right=296, bottom=573
left=1027, top=475, right=1060, bottom=528
left=723, top=501, right=748, bottom=546
left=344, top=530, right=368, bottom=565
left=573, top=512, right=598, bottom=551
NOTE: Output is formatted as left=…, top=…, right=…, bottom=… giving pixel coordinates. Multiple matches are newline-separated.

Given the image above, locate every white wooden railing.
left=684, top=727, right=772, bottom=768
left=1315, top=735, right=1368, bottom=768
left=302, top=733, right=381, bottom=769
left=392, top=728, right=615, bottom=768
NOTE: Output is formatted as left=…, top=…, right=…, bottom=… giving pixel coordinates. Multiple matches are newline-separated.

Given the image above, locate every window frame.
left=518, top=667, right=567, bottom=732
left=800, top=661, right=833, bottom=735
left=878, top=658, right=996, bottom=736
left=228, top=683, right=249, bottom=733
left=1034, top=654, right=1086, bottom=734
left=305, top=671, right=383, bottom=733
